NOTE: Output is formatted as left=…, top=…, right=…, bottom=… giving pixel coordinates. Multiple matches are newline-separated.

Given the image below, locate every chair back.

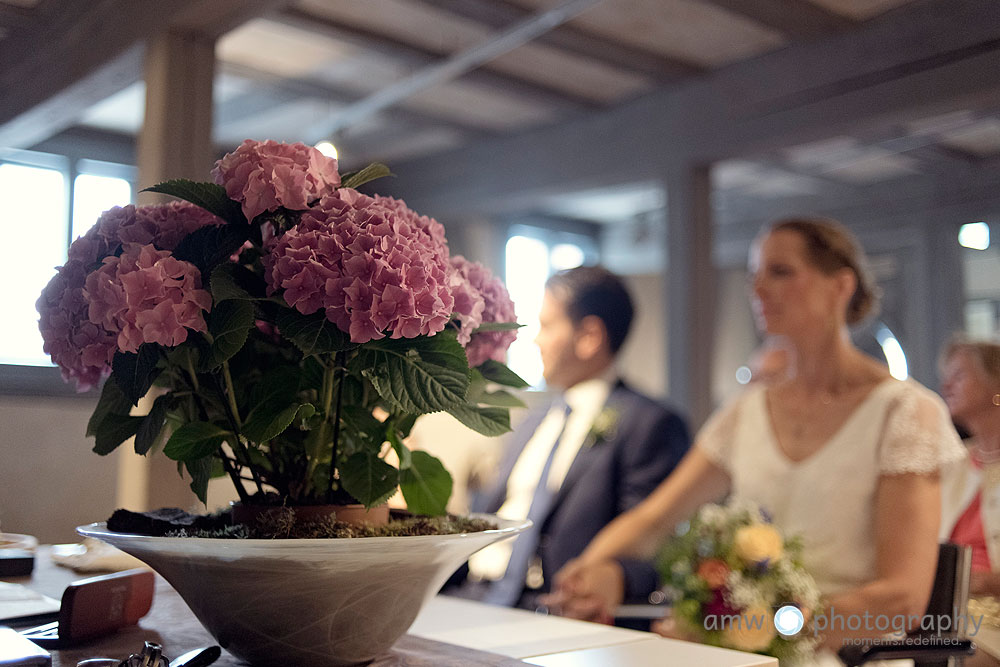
left=838, top=542, right=975, bottom=666
left=918, top=542, right=972, bottom=637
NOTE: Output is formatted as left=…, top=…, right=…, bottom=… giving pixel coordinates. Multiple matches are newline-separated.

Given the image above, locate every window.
left=0, top=163, right=68, bottom=366
left=504, top=225, right=598, bottom=388
left=0, top=152, right=133, bottom=381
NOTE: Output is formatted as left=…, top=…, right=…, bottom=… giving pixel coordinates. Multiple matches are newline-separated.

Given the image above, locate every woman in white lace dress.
left=546, top=217, right=964, bottom=655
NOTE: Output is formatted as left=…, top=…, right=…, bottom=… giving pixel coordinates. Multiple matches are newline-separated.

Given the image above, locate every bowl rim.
left=77, top=513, right=530, bottom=547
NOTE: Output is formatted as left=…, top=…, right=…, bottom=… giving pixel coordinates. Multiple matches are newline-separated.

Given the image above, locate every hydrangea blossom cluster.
left=85, top=244, right=212, bottom=353
left=265, top=188, right=455, bottom=343
left=451, top=255, right=518, bottom=367
left=40, top=139, right=518, bottom=395
left=37, top=258, right=117, bottom=390
left=212, top=139, right=341, bottom=221
left=37, top=203, right=222, bottom=390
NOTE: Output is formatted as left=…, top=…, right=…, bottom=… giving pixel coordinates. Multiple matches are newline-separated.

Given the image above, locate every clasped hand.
left=539, top=558, right=625, bottom=624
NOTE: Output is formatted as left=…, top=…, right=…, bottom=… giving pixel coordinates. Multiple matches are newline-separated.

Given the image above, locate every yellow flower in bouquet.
left=722, top=604, right=777, bottom=652
left=733, top=524, right=783, bottom=565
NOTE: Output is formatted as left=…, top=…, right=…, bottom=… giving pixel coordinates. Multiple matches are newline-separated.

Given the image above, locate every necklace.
left=969, top=439, right=1000, bottom=465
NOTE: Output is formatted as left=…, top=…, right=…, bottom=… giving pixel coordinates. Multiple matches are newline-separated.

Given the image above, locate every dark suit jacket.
left=470, top=381, right=690, bottom=606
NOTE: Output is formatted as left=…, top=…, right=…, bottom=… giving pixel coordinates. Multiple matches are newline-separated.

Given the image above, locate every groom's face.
left=535, top=290, right=582, bottom=390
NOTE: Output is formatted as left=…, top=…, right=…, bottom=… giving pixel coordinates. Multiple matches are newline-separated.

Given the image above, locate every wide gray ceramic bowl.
left=78, top=515, right=529, bottom=666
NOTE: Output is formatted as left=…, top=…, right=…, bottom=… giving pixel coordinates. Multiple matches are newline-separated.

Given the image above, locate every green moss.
left=166, top=509, right=496, bottom=539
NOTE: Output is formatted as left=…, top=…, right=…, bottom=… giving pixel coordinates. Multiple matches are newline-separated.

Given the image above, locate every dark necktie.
left=485, top=399, right=572, bottom=606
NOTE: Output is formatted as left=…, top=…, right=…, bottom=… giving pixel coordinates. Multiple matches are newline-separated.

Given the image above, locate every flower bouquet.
left=37, top=139, right=526, bottom=519
left=657, top=500, right=821, bottom=663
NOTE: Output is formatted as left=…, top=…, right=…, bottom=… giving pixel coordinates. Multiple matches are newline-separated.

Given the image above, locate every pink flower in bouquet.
left=85, top=244, right=212, bottom=353
left=265, top=188, right=454, bottom=343
left=37, top=259, right=117, bottom=391
left=212, top=139, right=341, bottom=221
left=450, top=255, right=517, bottom=367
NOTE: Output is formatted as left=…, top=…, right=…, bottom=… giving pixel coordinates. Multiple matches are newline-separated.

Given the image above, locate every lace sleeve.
left=878, top=381, right=966, bottom=475
left=695, top=391, right=750, bottom=474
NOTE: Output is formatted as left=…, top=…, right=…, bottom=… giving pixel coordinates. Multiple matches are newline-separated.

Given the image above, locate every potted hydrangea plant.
left=38, top=139, right=526, bottom=519
left=37, top=140, right=531, bottom=666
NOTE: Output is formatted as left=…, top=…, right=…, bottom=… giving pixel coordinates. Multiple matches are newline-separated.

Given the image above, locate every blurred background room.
left=2, top=0, right=999, bottom=542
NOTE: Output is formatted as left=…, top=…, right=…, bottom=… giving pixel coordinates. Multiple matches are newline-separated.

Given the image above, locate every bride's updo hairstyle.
left=768, top=217, right=880, bottom=325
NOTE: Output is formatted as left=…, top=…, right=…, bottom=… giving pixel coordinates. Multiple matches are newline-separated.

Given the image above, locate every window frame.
left=0, top=149, right=135, bottom=398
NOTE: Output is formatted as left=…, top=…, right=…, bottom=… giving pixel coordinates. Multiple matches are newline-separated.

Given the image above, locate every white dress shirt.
left=468, top=369, right=615, bottom=581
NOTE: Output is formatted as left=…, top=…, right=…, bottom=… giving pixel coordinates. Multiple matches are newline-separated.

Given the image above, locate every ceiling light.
left=959, top=222, right=990, bottom=250
left=314, top=141, right=338, bottom=160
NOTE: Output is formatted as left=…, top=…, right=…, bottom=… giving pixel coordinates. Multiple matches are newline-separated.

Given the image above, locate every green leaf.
left=172, top=224, right=251, bottom=275
left=242, top=401, right=307, bottom=443
left=399, top=451, right=452, bottom=516
left=184, top=456, right=214, bottom=505
left=210, top=263, right=268, bottom=302
left=142, top=180, right=247, bottom=225
left=163, top=422, right=230, bottom=461
left=112, top=345, right=163, bottom=406
left=447, top=404, right=511, bottom=436
left=476, top=389, right=526, bottom=409
left=340, top=163, right=393, bottom=190
left=362, top=334, right=470, bottom=414
left=476, top=359, right=529, bottom=388
left=471, top=321, right=522, bottom=333
left=392, top=413, right=419, bottom=440
left=386, top=427, right=413, bottom=470
left=276, top=309, right=354, bottom=356
left=134, top=393, right=171, bottom=455
left=339, top=451, right=399, bottom=508
left=93, top=414, right=144, bottom=455
left=87, top=379, right=133, bottom=437
left=203, top=300, right=255, bottom=370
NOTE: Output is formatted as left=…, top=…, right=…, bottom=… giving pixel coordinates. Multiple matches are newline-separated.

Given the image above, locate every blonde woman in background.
left=940, top=337, right=1000, bottom=594
left=545, top=217, right=965, bottom=659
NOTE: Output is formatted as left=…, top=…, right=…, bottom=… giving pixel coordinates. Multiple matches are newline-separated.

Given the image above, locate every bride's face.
left=748, top=230, right=845, bottom=337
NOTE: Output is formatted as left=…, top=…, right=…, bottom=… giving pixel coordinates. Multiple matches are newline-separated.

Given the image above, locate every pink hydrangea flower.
left=68, top=202, right=223, bottom=265
left=451, top=255, right=517, bottom=367
left=212, top=139, right=341, bottom=221
left=265, top=188, right=454, bottom=343
left=85, top=244, right=212, bottom=353
left=37, top=258, right=117, bottom=391
left=41, top=203, right=223, bottom=390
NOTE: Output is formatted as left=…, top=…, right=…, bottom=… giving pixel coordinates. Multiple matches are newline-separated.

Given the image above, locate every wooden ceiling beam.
left=379, top=0, right=1000, bottom=217
left=699, top=0, right=855, bottom=40
left=216, top=62, right=497, bottom=140
left=0, top=0, right=293, bottom=149
left=408, top=0, right=702, bottom=82
left=278, top=6, right=601, bottom=113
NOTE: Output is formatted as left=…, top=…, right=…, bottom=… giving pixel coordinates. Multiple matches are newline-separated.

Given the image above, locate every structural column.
left=664, top=162, right=715, bottom=429
left=118, top=29, right=216, bottom=512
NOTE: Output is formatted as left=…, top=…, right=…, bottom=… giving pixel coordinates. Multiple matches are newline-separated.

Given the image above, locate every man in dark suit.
left=454, top=266, right=690, bottom=614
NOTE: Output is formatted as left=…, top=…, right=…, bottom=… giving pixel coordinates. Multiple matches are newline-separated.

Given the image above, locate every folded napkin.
left=50, top=539, right=146, bottom=573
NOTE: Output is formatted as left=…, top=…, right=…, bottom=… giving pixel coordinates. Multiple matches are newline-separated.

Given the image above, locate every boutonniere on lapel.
left=583, top=406, right=620, bottom=449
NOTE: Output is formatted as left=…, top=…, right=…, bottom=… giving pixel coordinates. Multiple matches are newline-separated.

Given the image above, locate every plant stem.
left=326, top=350, right=346, bottom=503
left=221, top=361, right=242, bottom=429
left=212, top=373, right=266, bottom=498
left=188, top=389, right=248, bottom=504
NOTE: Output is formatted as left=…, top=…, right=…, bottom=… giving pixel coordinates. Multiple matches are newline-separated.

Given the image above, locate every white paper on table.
left=0, top=581, right=60, bottom=622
